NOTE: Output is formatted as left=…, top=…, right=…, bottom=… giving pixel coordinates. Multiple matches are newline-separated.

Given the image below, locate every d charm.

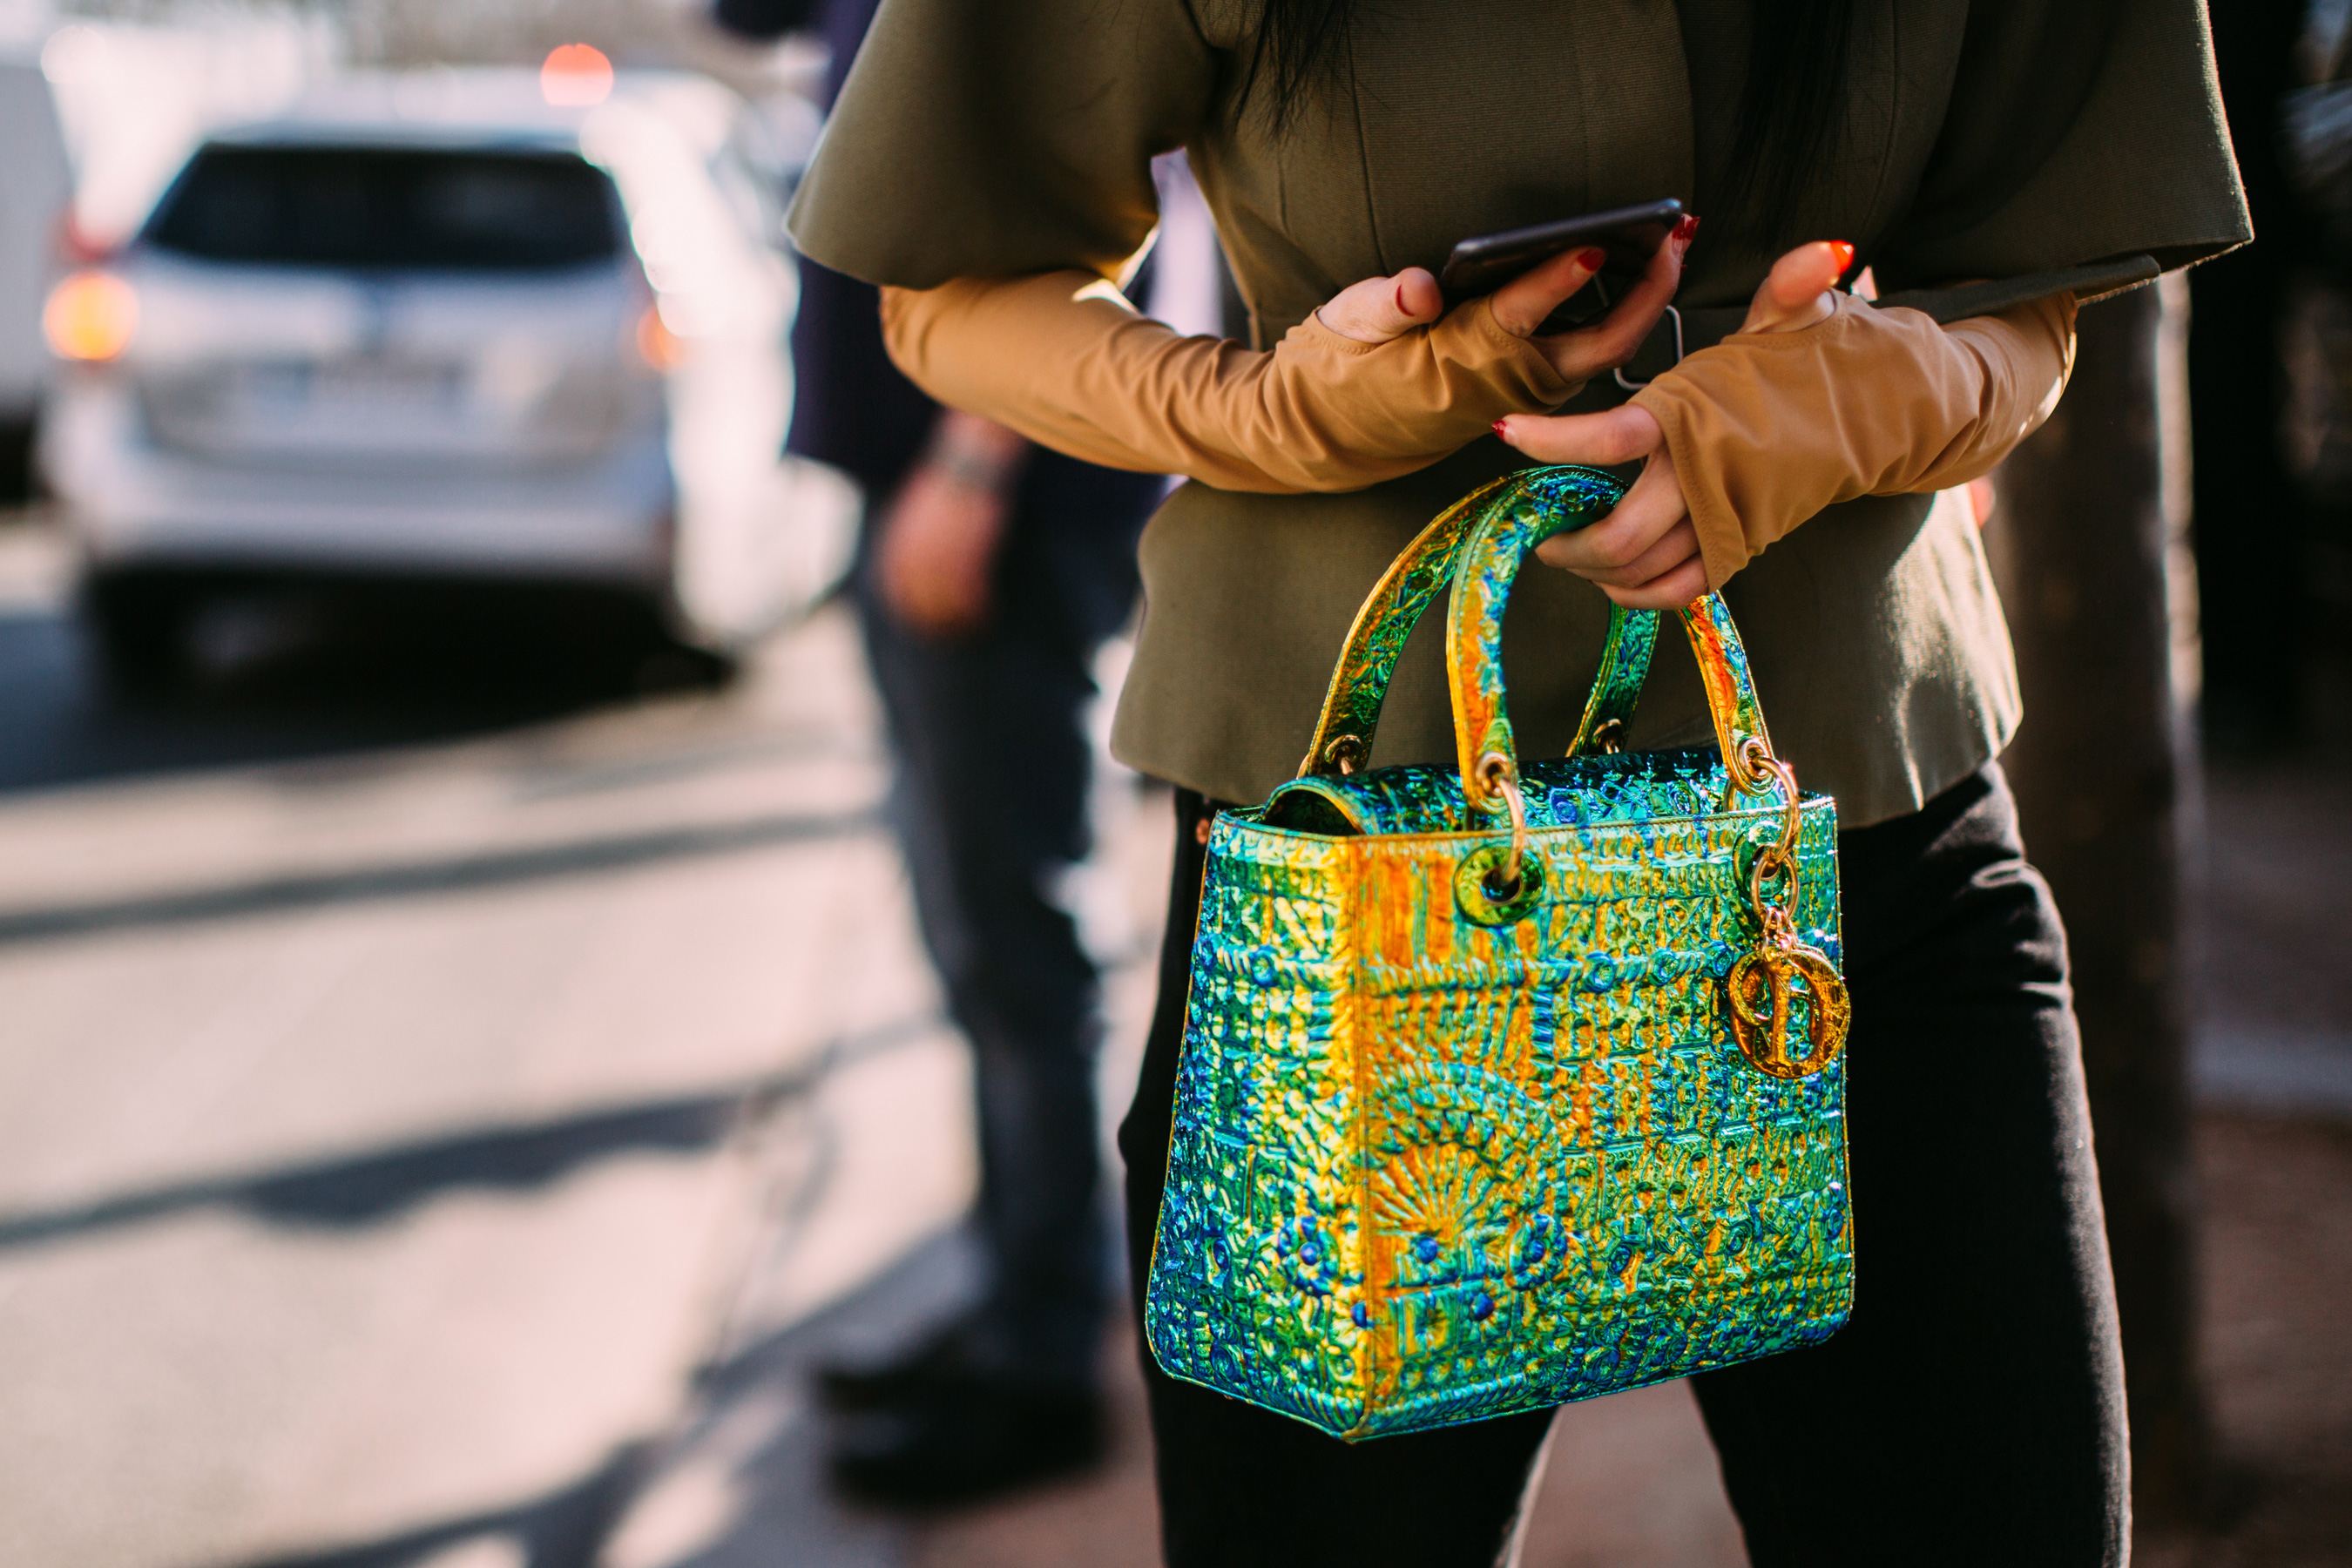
left=1724, top=740, right=1848, bottom=1079
left=1728, top=944, right=1850, bottom=1078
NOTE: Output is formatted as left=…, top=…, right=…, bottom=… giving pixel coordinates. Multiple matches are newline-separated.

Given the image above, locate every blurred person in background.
left=2192, top=0, right=2313, bottom=755
left=716, top=0, right=1166, bottom=1508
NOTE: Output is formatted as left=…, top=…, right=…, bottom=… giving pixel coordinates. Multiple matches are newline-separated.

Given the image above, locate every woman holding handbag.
left=787, top=1, right=2248, bottom=1562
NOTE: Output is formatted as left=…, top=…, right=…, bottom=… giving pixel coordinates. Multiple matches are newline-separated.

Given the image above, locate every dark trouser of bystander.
left=854, top=564, right=1112, bottom=1393
left=823, top=454, right=1154, bottom=1508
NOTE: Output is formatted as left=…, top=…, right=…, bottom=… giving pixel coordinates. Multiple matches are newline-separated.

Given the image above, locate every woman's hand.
left=1318, top=214, right=1700, bottom=388
left=1495, top=240, right=1855, bottom=609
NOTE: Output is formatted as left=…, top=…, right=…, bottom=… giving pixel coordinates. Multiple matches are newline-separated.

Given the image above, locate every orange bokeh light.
left=44, top=270, right=137, bottom=362
left=541, top=44, right=614, bottom=107
left=636, top=304, right=685, bottom=372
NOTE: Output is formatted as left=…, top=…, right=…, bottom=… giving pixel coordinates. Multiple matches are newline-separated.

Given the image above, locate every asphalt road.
left=0, top=512, right=1169, bottom=1568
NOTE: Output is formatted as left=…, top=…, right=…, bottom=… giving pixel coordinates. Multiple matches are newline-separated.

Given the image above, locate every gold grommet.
left=1322, top=734, right=1364, bottom=774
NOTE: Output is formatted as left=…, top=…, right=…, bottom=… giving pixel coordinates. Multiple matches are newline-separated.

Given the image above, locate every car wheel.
left=82, top=574, right=195, bottom=700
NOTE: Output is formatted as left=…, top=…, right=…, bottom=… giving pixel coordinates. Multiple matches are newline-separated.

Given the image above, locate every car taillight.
left=44, top=270, right=138, bottom=362
left=635, top=303, right=684, bottom=372
left=542, top=44, right=613, bottom=107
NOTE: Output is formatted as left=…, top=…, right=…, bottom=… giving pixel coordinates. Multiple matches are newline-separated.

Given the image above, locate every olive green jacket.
left=791, top=0, right=2248, bottom=824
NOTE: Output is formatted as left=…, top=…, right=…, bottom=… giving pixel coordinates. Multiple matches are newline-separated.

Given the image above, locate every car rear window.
left=146, top=145, right=623, bottom=271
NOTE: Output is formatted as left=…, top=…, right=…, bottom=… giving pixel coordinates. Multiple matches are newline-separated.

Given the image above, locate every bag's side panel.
left=1345, top=801, right=1854, bottom=1438
left=1143, top=818, right=1366, bottom=1436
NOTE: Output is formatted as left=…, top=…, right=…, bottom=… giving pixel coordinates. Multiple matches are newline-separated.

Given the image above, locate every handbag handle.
left=1443, top=467, right=1784, bottom=818
left=1444, top=470, right=1848, bottom=1076
left=1296, top=469, right=1660, bottom=778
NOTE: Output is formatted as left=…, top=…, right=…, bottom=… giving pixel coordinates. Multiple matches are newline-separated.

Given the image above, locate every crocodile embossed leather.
left=1144, top=467, right=1854, bottom=1441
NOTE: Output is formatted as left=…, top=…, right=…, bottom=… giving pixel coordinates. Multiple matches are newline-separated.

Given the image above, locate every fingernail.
left=1395, top=280, right=1409, bottom=316
left=1828, top=240, right=1855, bottom=274
left=1673, top=214, right=1699, bottom=243
left=1492, top=418, right=1512, bottom=441
left=1576, top=247, right=1607, bottom=272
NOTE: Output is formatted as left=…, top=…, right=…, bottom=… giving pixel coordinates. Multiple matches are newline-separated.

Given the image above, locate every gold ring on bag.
left=1453, top=751, right=1542, bottom=924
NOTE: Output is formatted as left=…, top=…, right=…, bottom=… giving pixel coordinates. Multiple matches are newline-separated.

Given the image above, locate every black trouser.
left=1118, top=765, right=2128, bottom=1565
left=852, top=455, right=1152, bottom=1392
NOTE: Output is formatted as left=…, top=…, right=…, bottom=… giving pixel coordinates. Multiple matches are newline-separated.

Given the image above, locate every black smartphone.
left=1439, top=198, right=1685, bottom=327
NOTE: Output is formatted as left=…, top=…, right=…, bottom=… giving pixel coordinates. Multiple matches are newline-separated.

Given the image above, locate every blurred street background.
left=0, top=1, right=2344, bottom=1565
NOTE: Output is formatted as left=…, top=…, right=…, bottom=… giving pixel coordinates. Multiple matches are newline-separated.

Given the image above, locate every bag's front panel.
left=1346, top=801, right=1853, bottom=1436
left=1145, top=821, right=1371, bottom=1434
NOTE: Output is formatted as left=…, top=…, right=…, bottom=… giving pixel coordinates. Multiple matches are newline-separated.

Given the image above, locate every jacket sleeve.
left=785, top=0, right=1214, bottom=287
left=1872, top=0, right=2248, bottom=289
left=1640, top=0, right=2228, bottom=589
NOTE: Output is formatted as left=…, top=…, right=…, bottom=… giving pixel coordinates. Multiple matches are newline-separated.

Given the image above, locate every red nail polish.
left=1395, top=280, right=1409, bottom=315
left=1576, top=247, right=1607, bottom=271
left=1673, top=214, right=1699, bottom=243
left=1828, top=240, right=1855, bottom=274
left=1492, top=419, right=1511, bottom=440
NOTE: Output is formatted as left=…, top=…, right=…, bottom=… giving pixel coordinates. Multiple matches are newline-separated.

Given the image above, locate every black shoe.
left=815, top=1316, right=996, bottom=1413
left=828, top=1381, right=1105, bottom=1509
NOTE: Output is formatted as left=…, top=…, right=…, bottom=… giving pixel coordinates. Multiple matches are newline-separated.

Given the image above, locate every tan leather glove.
left=1628, top=290, right=2077, bottom=587
left=880, top=271, right=1578, bottom=493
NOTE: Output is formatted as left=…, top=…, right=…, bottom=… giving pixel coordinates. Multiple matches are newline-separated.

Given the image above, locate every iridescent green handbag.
left=1144, top=466, right=1855, bottom=1441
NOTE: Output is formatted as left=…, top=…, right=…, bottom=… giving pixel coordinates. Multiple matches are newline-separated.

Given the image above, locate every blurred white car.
left=0, top=57, right=71, bottom=496
left=39, top=66, right=819, bottom=690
